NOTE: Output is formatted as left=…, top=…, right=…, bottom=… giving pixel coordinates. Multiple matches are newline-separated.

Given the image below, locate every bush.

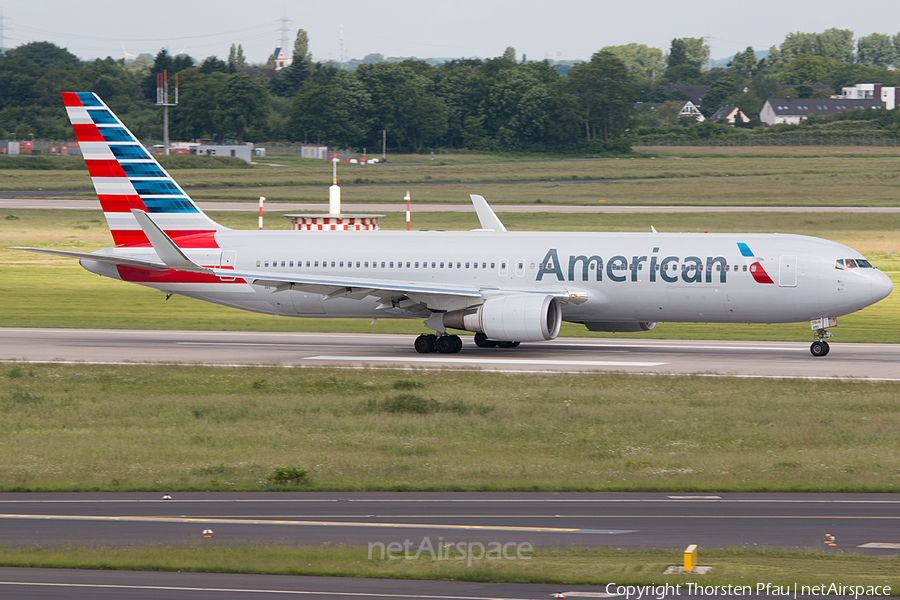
left=266, top=466, right=308, bottom=484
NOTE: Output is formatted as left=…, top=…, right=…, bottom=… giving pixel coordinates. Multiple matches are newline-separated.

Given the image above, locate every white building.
left=273, top=47, right=292, bottom=71
left=834, top=83, right=900, bottom=110
left=760, top=98, right=883, bottom=126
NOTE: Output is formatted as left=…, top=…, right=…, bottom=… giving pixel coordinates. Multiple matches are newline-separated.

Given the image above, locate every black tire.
left=474, top=332, right=492, bottom=348
left=810, top=341, right=828, bottom=357
left=436, top=336, right=456, bottom=354
left=821, top=341, right=830, bottom=356
left=449, top=334, right=463, bottom=353
left=415, top=334, right=435, bottom=354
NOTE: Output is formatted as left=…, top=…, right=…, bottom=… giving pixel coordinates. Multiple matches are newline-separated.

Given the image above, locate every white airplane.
left=13, top=93, right=893, bottom=357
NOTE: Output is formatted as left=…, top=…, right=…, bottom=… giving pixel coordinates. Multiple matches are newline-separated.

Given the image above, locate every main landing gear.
left=415, top=333, right=462, bottom=354
left=413, top=332, right=522, bottom=353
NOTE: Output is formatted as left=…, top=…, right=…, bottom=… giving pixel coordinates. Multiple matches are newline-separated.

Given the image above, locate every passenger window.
left=440, top=262, right=445, bottom=268
left=742, top=265, right=747, bottom=272
left=466, top=262, right=470, bottom=269
left=432, top=262, right=436, bottom=268
left=381, top=262, right=385, bottom=268
left=365, top=262, right=369, bottom=268
left=264, top=261, right=269, bottom=267
left=491, top=262, right=496, bottom=269
left=482, top=263, right=487, bottom=269
left=406, top=262, right=410, bottom=268
left=314, top=261, right=319, bottom=267
left=256, top=260, right=261, bottom=267
left=415, top=262, right=419, bottom=268
left=331, top=261, right=335, bottom=267
left=448, top=262, right=453, bottom=269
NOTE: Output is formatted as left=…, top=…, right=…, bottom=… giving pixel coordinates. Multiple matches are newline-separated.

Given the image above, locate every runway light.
left=554, top=594, right=566, bottom=599
left=162, top=494, right=172, bottom=500
left=825, top=533, right=836, bottom=546
left=202, top=529, right=213, bottom=538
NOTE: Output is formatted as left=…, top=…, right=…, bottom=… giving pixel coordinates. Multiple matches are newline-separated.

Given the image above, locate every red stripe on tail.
left=86, top=159, right=127, bottom=178
left=97, top=194, right=147, bottom=213
left=72, top=124, right=105, bottom=142
left=60, top=92, right=82, bottom=107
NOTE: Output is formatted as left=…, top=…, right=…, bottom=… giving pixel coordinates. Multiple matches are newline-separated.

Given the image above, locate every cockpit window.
left=837, top=258, right=874, bottom=270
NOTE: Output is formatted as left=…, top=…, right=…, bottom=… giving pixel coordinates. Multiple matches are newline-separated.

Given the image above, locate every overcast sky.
left=3, top=1, right=898, bottom=65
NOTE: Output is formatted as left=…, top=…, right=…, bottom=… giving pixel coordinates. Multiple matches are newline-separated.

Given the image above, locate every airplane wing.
left=9, top=247, right=169, bottom=270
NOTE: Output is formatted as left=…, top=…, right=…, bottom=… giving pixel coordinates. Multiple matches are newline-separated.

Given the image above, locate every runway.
left=4, top=198, right=900, bottom=213
left=1, top=568, right=875, bottom=600
left=1, top=328, right=898, bottom=380
left=3, top=492, right=900, bottom=554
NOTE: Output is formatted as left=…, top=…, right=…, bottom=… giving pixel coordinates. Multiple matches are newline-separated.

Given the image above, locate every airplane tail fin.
left=61, top=92, right=227, bottom=248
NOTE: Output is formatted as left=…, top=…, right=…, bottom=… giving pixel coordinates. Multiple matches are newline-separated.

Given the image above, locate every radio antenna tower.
left=339, top=22, right=344, bottom=69
left=156, top=70, right=179, bottom=156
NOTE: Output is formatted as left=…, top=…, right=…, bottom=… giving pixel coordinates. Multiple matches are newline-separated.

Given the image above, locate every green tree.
left=728, top=47, right=759, bottom=77
left=699, top=71, right=745, bottom=117
left=780, top=29, right=855, bottom=63
left=567, top=50, right=639, bottom=142
left=601, top=43, right=665, bottom=82
left=357, top=62, right=448, bottom=152
left=292, top=70, right=372, bottom=147
left=171, top=70, right=228, bottom=141
left=3, top=41, right=81, bottom=69
left=856, top=33, right=895, bottom=68
left=667, top=38, right=709, bottom=69
left=227, top=44, right=247, bottom=69
left=480, top=67, right=550, bottom=150
left=271, top=29, right=313, bottom=97
left=215, top=72, right=265, bottom=143
left=433, top=59, right=486, bottom=148
left=502, top=46, right=516, bottom=61
left=780, top=54, right=843, bottom=86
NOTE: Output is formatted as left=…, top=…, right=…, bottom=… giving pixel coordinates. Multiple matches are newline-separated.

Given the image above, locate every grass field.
left=0, top=545, right=896, bottom=589
left=2, top=208, right=898, bottom=341
left=1, top=364, right=898, bottom=492
left=4, top=150, right=900, bottom=206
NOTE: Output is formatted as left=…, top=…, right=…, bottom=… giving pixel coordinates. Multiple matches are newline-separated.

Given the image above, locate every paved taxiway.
left=1, top=328, right=898, bottom=380
left=3, top=492, right=900, bottom=555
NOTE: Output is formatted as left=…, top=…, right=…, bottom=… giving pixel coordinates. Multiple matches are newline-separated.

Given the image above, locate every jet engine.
left=441, top=294, right=562, bottom=342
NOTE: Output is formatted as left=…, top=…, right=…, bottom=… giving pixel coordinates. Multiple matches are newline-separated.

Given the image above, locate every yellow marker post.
left=684, top=544, right=698, bottom=572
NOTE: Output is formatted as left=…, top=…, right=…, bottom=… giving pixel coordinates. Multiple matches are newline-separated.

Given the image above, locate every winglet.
left=470, top=195, right=507, bottom=232
left=131, top=209, right=213, bottom=273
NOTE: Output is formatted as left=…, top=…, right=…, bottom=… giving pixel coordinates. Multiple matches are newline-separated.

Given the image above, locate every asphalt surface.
left=1, top=328, right=898, bottom=380
left=4, top=198, right=900, bottom=213
left=2, top=567, right=882, bottom=600
left=3, top=492, right=900, bottom=554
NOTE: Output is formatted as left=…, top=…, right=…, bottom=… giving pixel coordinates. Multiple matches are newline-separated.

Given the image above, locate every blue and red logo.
left=738, top=243, right=774, bottom=284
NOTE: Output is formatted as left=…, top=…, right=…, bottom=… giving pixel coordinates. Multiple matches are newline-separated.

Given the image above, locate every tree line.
left=2, top=28, right=900, bottom=152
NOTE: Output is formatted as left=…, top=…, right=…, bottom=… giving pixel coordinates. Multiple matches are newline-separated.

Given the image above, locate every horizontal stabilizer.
left=131, top=209, right=213, bottom=274
left=9, top=247, right=168, bottom=270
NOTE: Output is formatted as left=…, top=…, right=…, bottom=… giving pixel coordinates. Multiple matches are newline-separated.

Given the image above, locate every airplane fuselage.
left=82, top=229, right=890, bottom=326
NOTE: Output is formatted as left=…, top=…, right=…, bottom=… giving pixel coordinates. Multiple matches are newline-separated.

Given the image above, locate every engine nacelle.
left=442, top=294, right=562, bottom=342
left=582, top=321, right=657, bottom=333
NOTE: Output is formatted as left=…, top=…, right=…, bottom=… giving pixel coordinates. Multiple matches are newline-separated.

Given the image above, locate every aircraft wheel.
left=474, top=332, right=492, bottom=348
left=810, top=341, right=830, bottom=357
left=415, top=334, right=436, bottom=354
left=497, top=341, right=520, bottom=348
left=449, top=334, right=463, bottom=353
left=436, top=335, right=457, bottom=354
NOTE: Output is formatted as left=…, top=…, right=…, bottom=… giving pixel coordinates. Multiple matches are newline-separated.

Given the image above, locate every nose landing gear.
left=809, top=317, right=836, bottom=357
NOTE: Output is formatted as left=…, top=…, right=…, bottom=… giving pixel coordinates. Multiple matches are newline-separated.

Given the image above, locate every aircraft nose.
left=871, top=270, right=893, bottom=303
